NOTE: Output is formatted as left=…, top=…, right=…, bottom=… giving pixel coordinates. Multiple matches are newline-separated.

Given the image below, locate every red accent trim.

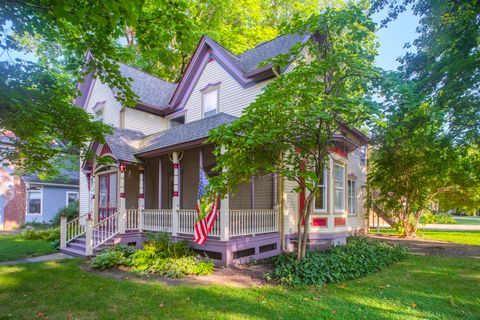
left=173, top=191, right=179, bottom=197
left=120, top=193, right=125, bottom=198
left=334, top=217, right=346, bottom=227
left=100, top=144, right=113, bottom=156
left=173, top=163, right=179, bottom=169
left=138, top=193, right=144, bottom=199
left=328, top=146, right=348, bottom=158
left=208, top=57, right=214, bottom=63
left=312, top=217, right=328, bottom=227
left=87, top=173, right=91, bottom=191
left=119, top=163, right=127, bottom=172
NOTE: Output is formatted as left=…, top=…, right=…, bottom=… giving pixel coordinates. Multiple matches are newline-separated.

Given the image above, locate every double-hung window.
left=27, top=190, right=42, bottom=215
left=314, top=171, right=327, bottom=211
left=202, top=88, right=218, bottom=118
left=66, top=192, right=79, bottom=206
left=334, top=164, right=345, bottom=211
left=347, top=179, right=356, bottom=215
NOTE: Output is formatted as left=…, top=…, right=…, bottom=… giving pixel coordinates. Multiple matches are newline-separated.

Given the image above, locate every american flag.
left=194, top=168, right=219, bottom=246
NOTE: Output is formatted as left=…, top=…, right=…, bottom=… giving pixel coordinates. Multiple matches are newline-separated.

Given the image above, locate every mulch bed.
left=368, top=234, right=480, bottom=259
left=82, top=263, right=274, bottom=288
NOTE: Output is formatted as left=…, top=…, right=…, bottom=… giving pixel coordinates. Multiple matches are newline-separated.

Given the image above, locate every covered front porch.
left=62, top=132, right=280, bottom=264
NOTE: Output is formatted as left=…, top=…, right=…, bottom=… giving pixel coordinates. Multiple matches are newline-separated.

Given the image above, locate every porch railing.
left=142, top=209, right=172, bottom=232
left=92, top=211, right=119, bottom=248
left=229, top=209, right=278, bottom=237
left=66, top=212, right=89, bottom=243
left=126, top=209, right=140, bottom=231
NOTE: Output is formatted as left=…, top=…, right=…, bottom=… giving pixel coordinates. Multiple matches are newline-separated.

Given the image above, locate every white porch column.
left=138, top=166, right=145, bottom=210
left=220, top=147, right=230, bottom=241
left=171, top=152, right=180, bottom=236
left=85, top=214, right=93, bottom=256
left=118, top=164, right=126, bottom=234
left=60, top=214, right=67, bottom=249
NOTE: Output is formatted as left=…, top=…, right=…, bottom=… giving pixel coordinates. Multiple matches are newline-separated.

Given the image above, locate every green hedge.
left=266, top=237, right=409, bottom=285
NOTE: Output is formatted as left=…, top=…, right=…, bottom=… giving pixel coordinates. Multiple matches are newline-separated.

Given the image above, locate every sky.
left=2, top=8, right=420, bottom=71
left=372, top=6, right=420, bottom=70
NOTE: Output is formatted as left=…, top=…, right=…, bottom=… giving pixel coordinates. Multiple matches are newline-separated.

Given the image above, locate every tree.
left=0, top=0, right=323, bottom=173
left=368, top=72, right=480, bottom=237
left=207, top=5, right=378, bottom=260
left=117, top=0, right=326, bottom=82
left=0, top=61, right=108, bottom=176
left=370, top=0, right=480, bottom=144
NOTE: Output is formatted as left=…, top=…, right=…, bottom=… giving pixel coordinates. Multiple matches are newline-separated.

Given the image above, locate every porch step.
left=60, top=235, right=119, bottom=258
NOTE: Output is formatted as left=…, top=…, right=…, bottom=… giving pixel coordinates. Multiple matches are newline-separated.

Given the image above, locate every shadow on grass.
left=0, top=256, right=479, bottom=319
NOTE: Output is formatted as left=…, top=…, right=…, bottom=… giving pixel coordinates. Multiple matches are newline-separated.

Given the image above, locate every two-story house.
left=62, top=33, right=368, bottom=265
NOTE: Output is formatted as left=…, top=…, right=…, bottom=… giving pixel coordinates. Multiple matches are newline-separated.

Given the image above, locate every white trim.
left=333, top=163, right=346, bottom=213
left=66, top=191, right=79, bottom=206
left=27, top=182, right=78, bottom=188
left=201, top=86, right=220, bottom=118
left=312, top=170, right=327, bottom=213
left=347, top=179, right=357, bottom=216
left=26, top=189, right=43, bottom=216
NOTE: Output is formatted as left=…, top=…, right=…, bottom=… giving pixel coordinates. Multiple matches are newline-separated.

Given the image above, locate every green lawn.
left=373, top=228, right=480, bottom=246
left=453, top=217, right=480, bottom=225
left=0, top=256, right=479, bottom=319
left=0, top=234, right=55, bottom=262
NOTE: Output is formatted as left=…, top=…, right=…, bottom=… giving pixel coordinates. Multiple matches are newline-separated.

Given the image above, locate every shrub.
left=90, top=249, right=128, bottom=270
left=435, top=213, right=456, bottom=224
left=51, top=201, right=79, bottom=226
left=90, top=245, right=136, bottom=270
left=21, top=228, right=60, bottom=241
left=129, top=233, right=214, bottom=277
left=150, top=256, right=214, bottom=278
left=266, top=237, right=409, bottom=286
left=419, top=212, right=456, bottom=225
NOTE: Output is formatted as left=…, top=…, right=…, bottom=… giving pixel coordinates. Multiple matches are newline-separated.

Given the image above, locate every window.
left=313, top=172, right=326, bottom=211
left=334, top=164, right=345, bottom=211
left=202, top=89, right=218, bottom=118
left=94, top=107, right=104, bottom=122
left=169, top=115, right=185, bottom=128
left=66, top=192, right=79, bottom=206
left=27, top=191, right=42, bottom=215
left=348, top=180, right=356, bottom=215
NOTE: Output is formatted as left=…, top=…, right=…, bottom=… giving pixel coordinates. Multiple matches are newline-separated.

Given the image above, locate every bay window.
left=313, top=172, right=326, bottom=211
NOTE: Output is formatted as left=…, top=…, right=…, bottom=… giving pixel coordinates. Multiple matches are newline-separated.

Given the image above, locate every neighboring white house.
left=63, top=33, right=368, bottom=265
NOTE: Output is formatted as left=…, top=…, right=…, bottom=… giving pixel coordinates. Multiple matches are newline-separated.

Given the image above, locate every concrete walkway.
left=0, top=253, right=74, bottom=266
left=422, top=224, right=480, bottom=231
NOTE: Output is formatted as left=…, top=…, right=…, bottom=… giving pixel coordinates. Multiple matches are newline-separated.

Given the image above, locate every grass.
left=372, top=228, right=480, bottom=246
left=0, top=256, right=479, bottom=319
left=0, top=234, right=55, bottom=262
left=453, top=217, right=480, bottom=225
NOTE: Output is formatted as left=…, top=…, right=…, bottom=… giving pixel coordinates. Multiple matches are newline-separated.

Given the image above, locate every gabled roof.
left=104, top=128, right=146, bottom=163
left=137, top=113, right=237, bottom=156
left=167, top=33, right=311, bottom=114
left=116, top=63, right=177, bottom=111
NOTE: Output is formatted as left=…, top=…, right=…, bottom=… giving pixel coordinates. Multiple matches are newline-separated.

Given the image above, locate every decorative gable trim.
left=200, top=82, right=222, bottom=92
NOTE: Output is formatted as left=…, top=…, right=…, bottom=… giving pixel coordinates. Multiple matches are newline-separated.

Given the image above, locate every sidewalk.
left=422, top=224, right=480, bottom=231
left=0, top=253, right=74, bottom=266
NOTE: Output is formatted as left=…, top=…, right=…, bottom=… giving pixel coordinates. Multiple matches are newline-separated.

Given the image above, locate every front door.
left=98, top=172, right=118, bottom=221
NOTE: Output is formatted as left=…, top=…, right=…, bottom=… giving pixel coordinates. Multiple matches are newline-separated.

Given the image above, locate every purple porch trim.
left=116, top=232, right=280, bottom=266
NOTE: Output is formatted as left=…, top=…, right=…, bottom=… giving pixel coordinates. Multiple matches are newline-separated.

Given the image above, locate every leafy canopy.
left=207, top=4, right=379, bottom=258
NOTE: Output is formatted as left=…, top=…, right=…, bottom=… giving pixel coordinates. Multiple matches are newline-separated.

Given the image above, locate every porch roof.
left=104, top=128, right=146, bottom=163
left=136, top=112, right=237, bottom=156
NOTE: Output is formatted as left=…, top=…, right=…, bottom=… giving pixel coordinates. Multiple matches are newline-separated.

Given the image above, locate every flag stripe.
left=194, top=168, right=219, bottom=246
